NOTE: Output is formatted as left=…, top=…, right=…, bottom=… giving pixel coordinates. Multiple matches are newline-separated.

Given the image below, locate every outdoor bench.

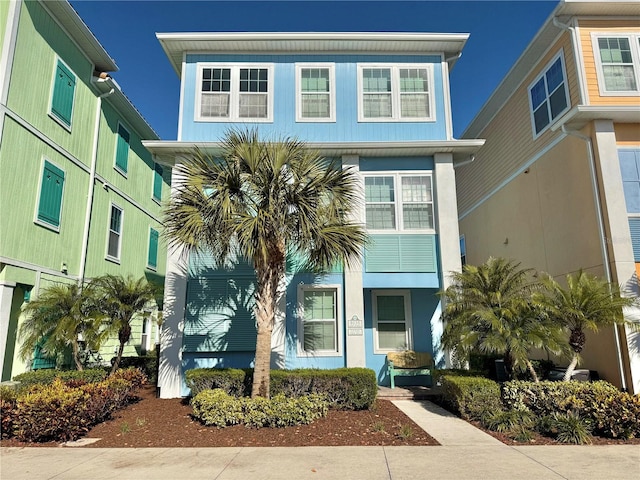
left=386, top=350, right=434, bottom=389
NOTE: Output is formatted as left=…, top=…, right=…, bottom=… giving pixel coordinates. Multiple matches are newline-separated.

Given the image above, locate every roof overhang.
left=142, top=139, right=485, bottom=167
left=551, top=105, right=640, bottom=131
left=156, top=32, right=470, bottom=77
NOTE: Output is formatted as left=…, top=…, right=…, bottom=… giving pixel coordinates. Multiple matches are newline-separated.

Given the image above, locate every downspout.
left=561, top=124, right=628, bottom=392
left=79, top=75, right=115, bottom=284
left=552, top=17, right=587, bottom=105
left=453, top=155, right=475, bottom=169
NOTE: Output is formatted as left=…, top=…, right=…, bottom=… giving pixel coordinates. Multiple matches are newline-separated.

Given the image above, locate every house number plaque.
left=347, top=315, right=363, bottom=336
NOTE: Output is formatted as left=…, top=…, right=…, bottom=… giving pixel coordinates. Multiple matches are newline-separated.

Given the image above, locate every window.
left=358, top=64, right=434, bottom=122
left=141, top=317, right=152, bottom=354
left=297, top=286, right=341, bottom=356
left=196, top=64, right=273, bottom=122
left=460, top=235, right=466, bottom=267
left=36, top=160, right=65, bottom=230
left=50, top=59, right=76, bottom=128
left=593, top=34, right=640, bottom=94
left=364, top=174, right=434, bottom=231
left=373, top=290, right=412, bottom=353
left=115, top=123, right=130, bottom=175
left=528, top=54, right=569, bottom=136
left=152, top=163, right=163, bottom=202
left=106, top=204, right=123, bottom=261
left=147, top=227, right=159, bottom=270
left=296, top=64, right=335, bottom=122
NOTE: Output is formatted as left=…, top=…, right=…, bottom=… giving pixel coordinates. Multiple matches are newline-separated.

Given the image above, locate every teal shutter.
left=115, top=124, right=130, bottom=173
left=365, top=234, right=436, bottom=272
left=37, top=161, right=65, bottom=227
left=148, top=228, right=159, bottom=268
left=629, top=218, right=640, bottom=261
left=51, top=61, right=75, bottom=126
left=153, top=163, right=163, bottom=201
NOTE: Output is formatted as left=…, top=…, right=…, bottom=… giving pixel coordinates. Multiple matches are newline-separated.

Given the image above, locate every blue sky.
left=70, top=0, right=558, bottom=140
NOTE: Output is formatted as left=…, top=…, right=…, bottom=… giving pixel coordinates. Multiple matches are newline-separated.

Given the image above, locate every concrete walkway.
left=2, top=399, right=639, bottom=480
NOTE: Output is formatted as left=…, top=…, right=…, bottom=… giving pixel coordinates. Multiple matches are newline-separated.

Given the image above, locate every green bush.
left=591, top=392, right=640, bottom=439
left=12, top=368, right=108, bottom=390
left=0, top=387, right=17, bottom=440
left=116, top=355, right=158, bottom=384
left=185, top=368, right=249, bottom=397
left=190, top=388, right=328, bottom=428
left=483, top=409, right=534, bottom=433
left=433, top=368, right=485, bottom=384
left=440, top=375, right=502, bottom=420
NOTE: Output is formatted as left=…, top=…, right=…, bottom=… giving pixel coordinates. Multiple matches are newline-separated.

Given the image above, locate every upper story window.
left=50, top=59, right=76, bottom=129
left=528, top=53, right=569, bottom=137
left=106, top=203, right=123, bottom=262
left=364, top=173, right=434, bottom=232
left=357, top=64, right=434, bottom=122
left=196, top=64, right=273, bottom=122
left=593, top=34, right=640, bottom=95
left=295, top=64, right=335, bottom=122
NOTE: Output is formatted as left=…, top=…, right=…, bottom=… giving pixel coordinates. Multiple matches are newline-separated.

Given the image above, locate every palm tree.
left=535, top=270, right=637, bottom=381
left=440, top=257, right=565, bottom=381
left=93, top=275, right=160, bottom=375
left=163, top=129, right=367, bottom=398
left=19, top=282, right=106, bottom=370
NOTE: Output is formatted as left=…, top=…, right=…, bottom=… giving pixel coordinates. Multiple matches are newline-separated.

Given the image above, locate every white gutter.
left=453, top=155, right=475, bottom=169
left=552, top=16, right=587, bottom=105
left=79, top=75, right=116, bottom=284
left=561, top=124, right=628, bottom=392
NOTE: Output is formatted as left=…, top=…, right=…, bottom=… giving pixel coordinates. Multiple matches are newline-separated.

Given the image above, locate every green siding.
left=365, top=234, right=436, bottom=272
left=115, top=123, right=129, bottom=173
left=37, top=160, right=65, bottom=227
left=50, top=61, right=75, bottom=127
left=0, top=1, right=10, bottom=56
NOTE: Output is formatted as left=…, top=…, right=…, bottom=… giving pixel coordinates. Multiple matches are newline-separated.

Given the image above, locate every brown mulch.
left=1, top=385, right=439, bottom=448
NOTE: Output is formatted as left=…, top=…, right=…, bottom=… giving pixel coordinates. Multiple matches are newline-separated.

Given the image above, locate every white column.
left=0, top=281, right=16, bottom=380
left=342, top=155, right=366, bottom=367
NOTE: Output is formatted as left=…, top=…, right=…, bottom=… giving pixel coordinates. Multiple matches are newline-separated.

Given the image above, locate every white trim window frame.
left=592, top=33, right=640, bottom=96
left=357, top=63, right=435, bottom=122
left=527, top=52, right=570, bottom=138
left=372, top=290, right=412, bottom=354
left=363, top=172, right=435, bottom=233
left=297, top=284, right=343, bottom=357
left=106, top=203, right=123, bottom=263
left=295, top=63, right=336, bottom=122
left=195, top=63, right=274, bottom=122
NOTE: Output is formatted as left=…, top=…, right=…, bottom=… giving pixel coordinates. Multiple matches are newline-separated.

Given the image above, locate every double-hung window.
left=297, top=286, right=341, bottom=356
left=593, top=34, right=640, bottom=94
left=528, top=53, right=569, bottom=137
left=373, top=290, right=412, bottom=353
left=114, top=122, right=130, bottom=175
left=36, top=159, right=65, bottom=230
left=358, top=64, right=434, bottom=122
left=295, top=64, right=335, bottom=122
left=50, top=59, right=76, bottom=128
left=364, top=173, right=434, bottom=231
left=106, top=204, right=123, bottom=262
left=197, top=64, right=273, bottom=122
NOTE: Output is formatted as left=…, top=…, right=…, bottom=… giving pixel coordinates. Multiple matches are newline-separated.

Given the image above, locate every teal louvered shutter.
left=115, top=124, right=130, bottom=173
left=153, top=163, right=163, bottom=201
left=51, top=61, right=75, bottom=126
left=148, top=228, right=159, bottom=269
left=37, top=161, right=65, bottom=227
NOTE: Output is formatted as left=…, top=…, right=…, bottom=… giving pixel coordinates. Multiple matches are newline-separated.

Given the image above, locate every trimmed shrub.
left=0, top=387, right=17, bottom=440
left=12, top=368, right=107, bottom=390
left=185, top=368, right=249, bottom=397
left=116, top=355, right=158, bottom=384
left=440, top=375, right=502, bottom=420
left=433, top=368, right=485, bottom=384
left=592, top=392, right=640, bottom=439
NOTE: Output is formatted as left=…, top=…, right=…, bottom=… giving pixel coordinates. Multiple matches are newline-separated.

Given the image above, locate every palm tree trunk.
left=110, top=340, right=126, bottom=375
left=526, top=359, right=539, bottom=383
left=72, top=340, right=83, bottom=371
left=563, top=354, right=579, bottom=381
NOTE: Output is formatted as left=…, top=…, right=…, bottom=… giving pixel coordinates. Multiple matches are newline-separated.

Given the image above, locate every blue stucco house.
left=143, top=32, right=484, bottom=398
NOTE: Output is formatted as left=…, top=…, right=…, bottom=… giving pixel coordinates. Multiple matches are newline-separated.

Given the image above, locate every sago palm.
left=19, top=282, right=106, bottom=370
left=163, top=129, right=367, bottom=398
left=535, top=270, right=637, bottom=381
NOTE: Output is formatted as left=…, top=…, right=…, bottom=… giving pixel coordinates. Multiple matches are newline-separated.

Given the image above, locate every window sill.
left=105, top=255, right=121, bottom=265
left=296, top=117, right=336, bottom=123
left=357, top=117, right=435, bottom=123
left=152, top=196, right=161, bottom=205
left=114, top=166, right=128, bottom=179
left=146, top=265, right=157, bottom=272
left=194, top=117, right=273, bottom=123
left=34, top=219, right=60, bottom=233
left=296, top=350, right=342, bottom=358
left=48, top=112, right=72, bottom=132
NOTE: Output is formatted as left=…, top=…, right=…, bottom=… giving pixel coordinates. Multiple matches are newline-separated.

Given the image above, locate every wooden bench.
left=386, top=351, right=434, bottom=389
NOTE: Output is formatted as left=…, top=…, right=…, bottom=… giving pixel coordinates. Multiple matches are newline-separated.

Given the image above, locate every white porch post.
left=0, top=281, right=16, bottom=380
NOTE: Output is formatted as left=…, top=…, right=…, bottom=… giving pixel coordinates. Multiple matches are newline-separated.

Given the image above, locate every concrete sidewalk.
left=1, top=399, right=639, bottom=480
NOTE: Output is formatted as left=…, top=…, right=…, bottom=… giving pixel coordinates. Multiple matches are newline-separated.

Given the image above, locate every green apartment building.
left=0, top=0, right=170, bottom=380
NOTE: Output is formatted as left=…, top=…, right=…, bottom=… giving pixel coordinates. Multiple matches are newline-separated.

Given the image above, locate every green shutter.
left=153, top=163, right=163, bottom=201
left=51, top=61, right=75, bottom=126
left=365, top=234, right=436, bottom=273
left=148, top=228, right=159, bottom=268
left=115, top=124, right=130, bottom=173
left=37, top=161, right=65, bottom=227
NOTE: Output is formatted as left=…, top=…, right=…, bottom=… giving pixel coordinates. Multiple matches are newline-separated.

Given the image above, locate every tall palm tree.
left=440, top=257, right=565, bottom=380
left=93, top=275, right=160, bottom=375
left=163, top=129, right=367, bottom=398
left=19, top=282, right=106, bottom=371
left=535, top=270, right=637, bottom=381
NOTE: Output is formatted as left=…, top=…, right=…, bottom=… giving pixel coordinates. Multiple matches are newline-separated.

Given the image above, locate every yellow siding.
left=615, top=123, right=640, bottom=146
left=578, top=20, right=640, bottom=106
left=457, top=32, right=578, bottom=215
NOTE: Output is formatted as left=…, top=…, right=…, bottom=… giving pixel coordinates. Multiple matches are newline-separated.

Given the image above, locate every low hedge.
left=440, top=375, right=502, bottom=420
left=12, top=368, right=108, bottom=390
left=185, top=367, right=250, bottom=397
left=116, top=355, right=158, bottom=385
left=191, top=389, right=328, bottom=428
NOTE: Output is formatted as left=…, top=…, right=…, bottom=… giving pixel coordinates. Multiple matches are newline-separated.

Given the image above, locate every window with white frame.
left=528, top=53, right=569, bottom=136
left=358, top=64, right=434, bottom=122
left=106, top=204, right=123, bottom=261
left=593, top=34, right=640, bottom=94
left=298, top=286, right=341, bottom=356
left=364, top=173, right=434, bottom=231
left=296, top=64, right=335, bottom=121
left=373, top=290, right=412, bottom=353
left=196, top=64, right=273, bottom=121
